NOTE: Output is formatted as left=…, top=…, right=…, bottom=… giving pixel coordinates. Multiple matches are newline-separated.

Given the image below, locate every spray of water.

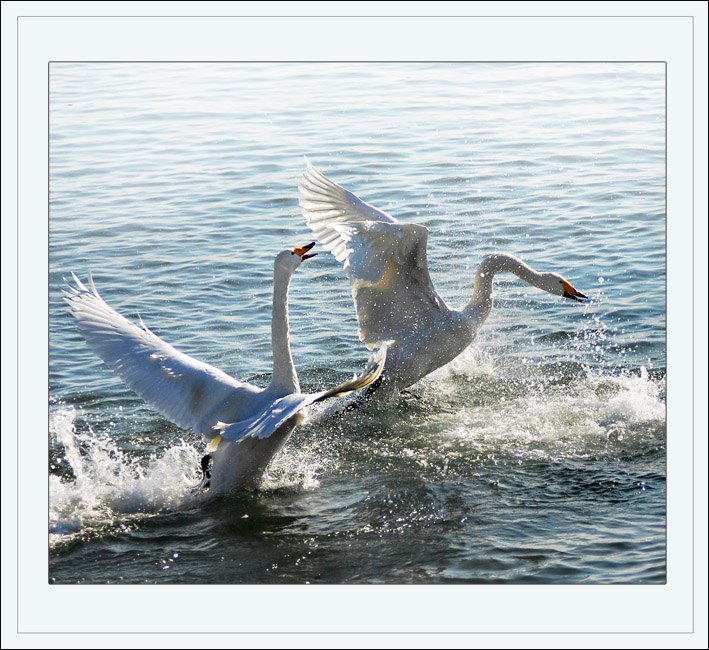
left=48, top=402, right=335, bottom=545
left=418, top=343, right=665, bottom=463
left=49, top=405, right=204, bottom=544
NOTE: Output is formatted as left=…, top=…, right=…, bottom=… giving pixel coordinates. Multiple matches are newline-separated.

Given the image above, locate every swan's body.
left=64, top=243, right=386, bottom=495
left=299, top=160, right=587, bottom=396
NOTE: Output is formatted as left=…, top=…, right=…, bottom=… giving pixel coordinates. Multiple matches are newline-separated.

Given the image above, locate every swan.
left=63, top=242, right=387, bottom=495
left=298, top=160, right=587, bottom=396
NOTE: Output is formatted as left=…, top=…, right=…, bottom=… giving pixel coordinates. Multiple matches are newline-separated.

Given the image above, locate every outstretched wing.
left=298, top=157, right=397, bottom=261
left=64, top=273, right=260, bottom=435
left=299, top=160, right=447, bottom=346
left=214, top=344, right=388, bottom=444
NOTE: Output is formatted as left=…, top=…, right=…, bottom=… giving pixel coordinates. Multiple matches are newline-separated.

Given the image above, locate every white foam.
left=259, top=434, right=336, bottom=492
left=49, top=404, right=334, bottom=544
left=49, top=406, right=203, bottom=544
left=426, top=344, right=497, bottom=385
left=598, top=366, right=665, bottom=424
left=418, top=354, right=665, bottom=459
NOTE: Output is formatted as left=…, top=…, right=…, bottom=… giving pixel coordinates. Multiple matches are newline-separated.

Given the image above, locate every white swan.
left=63, top=242, right=387, bottom=495
left=298, top=161, right=587, bottom=396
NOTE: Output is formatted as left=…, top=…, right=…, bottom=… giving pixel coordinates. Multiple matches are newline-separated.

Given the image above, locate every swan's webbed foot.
left=193, top=454, right=212, bottom=493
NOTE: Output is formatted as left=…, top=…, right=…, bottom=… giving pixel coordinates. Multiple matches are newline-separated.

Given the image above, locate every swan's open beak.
left=293, top=242, right=318, bottom=261
left=562, top=281, right=588, bottom=302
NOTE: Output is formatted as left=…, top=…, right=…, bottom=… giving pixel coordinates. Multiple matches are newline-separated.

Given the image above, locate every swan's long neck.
left=465, top=253, right=545, bottom=316
left=270, top=265, right=300, bottom=395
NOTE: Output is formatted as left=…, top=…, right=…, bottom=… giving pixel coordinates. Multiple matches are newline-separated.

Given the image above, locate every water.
left=49, top=62, right=665, bottom=584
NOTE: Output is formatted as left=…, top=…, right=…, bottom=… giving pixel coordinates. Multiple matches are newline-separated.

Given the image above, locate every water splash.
left=48, top=404, right=335, bottom=545
left=258, top=420, right=340, bottom=492
left=49, top=405, right=203, bottom=545
left=417, top=347, right=665, bottom=463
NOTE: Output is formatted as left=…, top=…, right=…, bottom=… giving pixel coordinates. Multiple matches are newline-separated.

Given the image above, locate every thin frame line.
left=690, top=13, right=695, bottom=636
left=16, top=15, right=700, bottom=18
left=42, top=65, right=672, bottom=591
left=44, top=59, right=672, bottom=604
left=22, top=8, right=690, bottom=636
left=48, top=59, right=667, bottom=63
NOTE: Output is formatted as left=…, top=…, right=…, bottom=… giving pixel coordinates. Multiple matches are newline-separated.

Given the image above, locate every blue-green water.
left=49, top=62, right=666, bottom=584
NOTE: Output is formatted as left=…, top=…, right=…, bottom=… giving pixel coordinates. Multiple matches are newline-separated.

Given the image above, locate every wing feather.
left=299, top=161, right=447, bottom=346
left=64, top=273, right=258, bottom=435
left=299, top=157, right=397, bottom=263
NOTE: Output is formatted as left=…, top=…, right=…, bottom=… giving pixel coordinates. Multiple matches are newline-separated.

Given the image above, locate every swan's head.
left=275, top=242, right=318, bottom=272
left=542, top=273, right=588, bottom=302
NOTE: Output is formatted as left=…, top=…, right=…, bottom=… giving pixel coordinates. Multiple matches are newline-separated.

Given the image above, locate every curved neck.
left=465, top=253, right=543, bottom=315
left=270, top=265, right=300, bottom=395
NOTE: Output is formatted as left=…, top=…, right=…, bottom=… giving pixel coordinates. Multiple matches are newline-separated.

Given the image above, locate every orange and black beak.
left=293, top=241, right=318, bottom=261
left=562, top=280, right=588, bottom=302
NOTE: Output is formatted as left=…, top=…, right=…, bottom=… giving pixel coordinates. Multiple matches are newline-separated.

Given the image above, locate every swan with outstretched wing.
left=64, top=242, right=387, bottom=495
left=299, top=160, right=587, bottom=396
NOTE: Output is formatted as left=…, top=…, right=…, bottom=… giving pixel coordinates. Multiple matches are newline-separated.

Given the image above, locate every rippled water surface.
left=49, top=63, right=665, bottom=584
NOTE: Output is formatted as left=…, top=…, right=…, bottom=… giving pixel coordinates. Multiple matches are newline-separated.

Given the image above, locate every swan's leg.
left=193, top=454, right=212, bottom=493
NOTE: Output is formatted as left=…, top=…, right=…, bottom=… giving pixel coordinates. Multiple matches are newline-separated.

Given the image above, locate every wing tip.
left=318, top=341, right=390, bottom=399
left=65, top=271, right=102, bottom=298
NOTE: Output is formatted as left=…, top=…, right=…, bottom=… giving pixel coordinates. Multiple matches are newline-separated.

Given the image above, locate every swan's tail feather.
left=313, top=342, right=389, bottom=403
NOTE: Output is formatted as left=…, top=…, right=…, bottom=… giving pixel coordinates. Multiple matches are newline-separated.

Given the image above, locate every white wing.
left=299, top=160, right=447, bottom=346
left=214, top=393, right=312, bottom=443
left=298, top=157, right=396, bottom=261
left=214, top=344, right=387, bottom=444
left=63, top=273, right=260, bottom=435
